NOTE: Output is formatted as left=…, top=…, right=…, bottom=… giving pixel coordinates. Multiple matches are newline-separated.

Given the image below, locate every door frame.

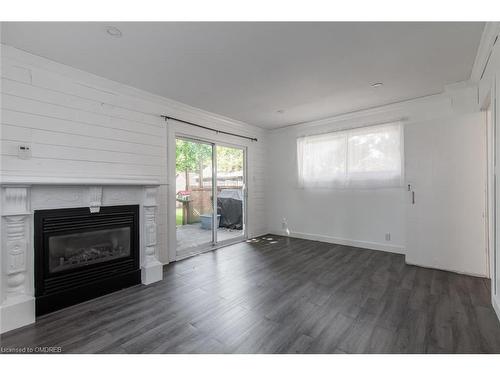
left=482, top=84, right=498, bottom=298
left=484, top=99, right=493, bottom=281
left=171, top=132, right=248, bottom=260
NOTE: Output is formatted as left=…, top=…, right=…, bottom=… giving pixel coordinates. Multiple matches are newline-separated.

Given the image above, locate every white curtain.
left=297, top=122, right=403, bottom=188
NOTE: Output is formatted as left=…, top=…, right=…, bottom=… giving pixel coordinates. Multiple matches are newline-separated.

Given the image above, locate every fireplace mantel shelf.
left=0, top=175, right=166, bottom=186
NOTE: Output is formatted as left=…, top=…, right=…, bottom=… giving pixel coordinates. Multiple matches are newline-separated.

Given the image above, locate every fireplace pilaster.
left=141, top=186, right=163, bottom=285
left=1, top=186, right=35, bottom=333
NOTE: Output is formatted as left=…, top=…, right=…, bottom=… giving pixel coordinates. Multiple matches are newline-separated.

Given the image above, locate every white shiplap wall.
left=0, top=44, right=269, bottom=263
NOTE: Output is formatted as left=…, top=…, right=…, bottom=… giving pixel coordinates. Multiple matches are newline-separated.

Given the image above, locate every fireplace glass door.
left=48, top=227, right=131, bottom=273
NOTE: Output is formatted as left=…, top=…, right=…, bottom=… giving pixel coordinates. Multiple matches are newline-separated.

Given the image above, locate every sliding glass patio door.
left=175, top=138, right=214, bottom=259
left=175, top=137, right=246, bottom=259
left=215, top=144, right=245, bottom=246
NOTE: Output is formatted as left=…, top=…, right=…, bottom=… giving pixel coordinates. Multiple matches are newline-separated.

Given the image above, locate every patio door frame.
left=173, top=133, right=248, bottom=260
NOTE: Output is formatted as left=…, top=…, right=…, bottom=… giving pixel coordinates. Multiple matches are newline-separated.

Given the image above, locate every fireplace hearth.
left=34, top=205, right=140, bottom=316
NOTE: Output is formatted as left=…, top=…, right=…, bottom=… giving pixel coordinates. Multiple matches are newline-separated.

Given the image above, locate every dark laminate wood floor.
left=2, top=235, right=500, bottom=354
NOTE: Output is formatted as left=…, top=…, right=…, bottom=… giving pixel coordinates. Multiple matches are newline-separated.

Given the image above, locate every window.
left=297, top=122, right=403, bottom=188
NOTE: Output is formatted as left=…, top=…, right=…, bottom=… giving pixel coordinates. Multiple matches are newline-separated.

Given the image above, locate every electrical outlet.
left=18, top=144, right=32, bottom=160
left=385, top=233, right=391, bottom=241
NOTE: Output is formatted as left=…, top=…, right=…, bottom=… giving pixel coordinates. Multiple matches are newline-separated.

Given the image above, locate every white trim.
left=485, top=104, right=494, bottom=281
left=0, top=295, right=35, bottom=334
left=405, top=260, right=488, bottom=278
left=269, top=230, right=405, bottom=254
left=0, top=175, right=163, bottom=186
left=270, top=93, right=452, bottom=133
left=249, top=231, right=270, bottom=240
left=471, top=22, right=500, bottom=83
left=269, top=230, right=491, bottom=278
left=492, top=295, right=500, bottom=324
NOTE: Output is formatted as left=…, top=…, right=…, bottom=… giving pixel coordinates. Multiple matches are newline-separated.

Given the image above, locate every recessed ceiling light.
left=371, top=82, right=384, bottom=88
left=105, top=26, right=122, bottom=38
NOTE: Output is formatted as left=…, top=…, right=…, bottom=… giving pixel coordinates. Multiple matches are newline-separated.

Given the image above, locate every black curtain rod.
left=161, top=115, right=258, bottom=142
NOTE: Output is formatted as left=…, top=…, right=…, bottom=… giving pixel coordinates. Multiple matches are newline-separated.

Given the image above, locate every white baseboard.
left=268, top=230, right=491, bottom=278
left=268, top=230, right=405, bottom=254
left=0, top=295, right=35, bottom=334
left=493, top=295, right=500, bottom=324
left=141, top=261, right=163, bottom=285
left=249, top=230, right=271, bottom=240
left=405, top=258, right=488, bottom=278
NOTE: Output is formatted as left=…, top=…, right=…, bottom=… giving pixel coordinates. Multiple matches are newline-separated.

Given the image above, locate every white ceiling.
left=1, top=22, right=484, bottom=129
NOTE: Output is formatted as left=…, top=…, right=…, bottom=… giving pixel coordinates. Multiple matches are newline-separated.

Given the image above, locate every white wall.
left=267, top=126, right=406, bottom=253
left=267, top=86, right=488, bottom=277
left=266, top=94, right=450, bottom=253
left=0, top=44, right=268, bottom=264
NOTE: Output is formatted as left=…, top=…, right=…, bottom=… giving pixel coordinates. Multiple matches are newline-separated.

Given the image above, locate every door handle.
left=412, top=191, right=415, bottom=205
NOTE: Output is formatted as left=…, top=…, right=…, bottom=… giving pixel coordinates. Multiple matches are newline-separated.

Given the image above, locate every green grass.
left=176, top=208, right=183, bottom=226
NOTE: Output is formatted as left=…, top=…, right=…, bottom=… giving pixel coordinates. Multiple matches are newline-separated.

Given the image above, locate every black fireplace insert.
left=34, top=205, right=141, bottom=316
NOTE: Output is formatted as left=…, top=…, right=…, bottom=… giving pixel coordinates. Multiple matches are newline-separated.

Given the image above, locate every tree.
left=216, top=146, right=243, bottom=172
left=176, top=139, right=212, bottom=190
left=176, top=141, right=243, bottom=190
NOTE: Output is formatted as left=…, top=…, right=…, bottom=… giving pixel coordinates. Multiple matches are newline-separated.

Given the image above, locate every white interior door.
left=405, top=113, right=488, bottom=276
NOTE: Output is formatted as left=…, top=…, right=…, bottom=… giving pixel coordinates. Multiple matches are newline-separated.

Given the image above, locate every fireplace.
left=34, top=205, right=141, bottom=316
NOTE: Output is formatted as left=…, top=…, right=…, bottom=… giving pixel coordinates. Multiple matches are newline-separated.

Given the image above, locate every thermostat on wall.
left=18, top=144, right=32, bottom=159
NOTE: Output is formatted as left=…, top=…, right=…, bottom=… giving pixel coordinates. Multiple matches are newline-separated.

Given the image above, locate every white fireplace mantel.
left=0, top=175, right=166, bottom=186
left=0, top=182, right=164, bottom=334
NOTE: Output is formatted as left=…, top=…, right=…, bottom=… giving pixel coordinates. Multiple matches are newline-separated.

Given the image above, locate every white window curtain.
left=297, top=122, right=404, bottom=188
